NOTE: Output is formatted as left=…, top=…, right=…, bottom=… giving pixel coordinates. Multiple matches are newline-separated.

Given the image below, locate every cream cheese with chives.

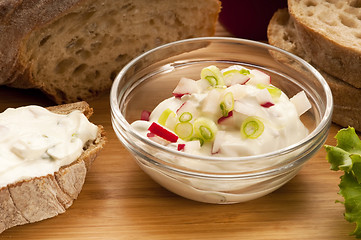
left=131, top=65, right=310, bottom=157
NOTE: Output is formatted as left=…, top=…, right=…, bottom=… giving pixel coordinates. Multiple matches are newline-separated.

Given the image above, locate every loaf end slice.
left=268, top=8, right=361, bottom=131
left=2, top=0, right=221, bottom=103
left=287, top=0, right=361, bottom=88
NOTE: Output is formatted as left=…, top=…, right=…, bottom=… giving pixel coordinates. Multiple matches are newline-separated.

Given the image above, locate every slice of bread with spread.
left=0, top=101, right=106, bottom=233
left=0, top=0, right=221, bottom=104
left=287, top=0, right=361, bottom=88
left=267, top=8, right=361, bottom=131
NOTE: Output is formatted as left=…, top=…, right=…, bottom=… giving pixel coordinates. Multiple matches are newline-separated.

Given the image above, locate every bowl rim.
left=110, top=37, right=333, bottom=169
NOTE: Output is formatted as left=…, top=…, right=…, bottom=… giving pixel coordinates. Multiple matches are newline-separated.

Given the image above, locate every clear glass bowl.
left=110, top=37, right=333, bottom=204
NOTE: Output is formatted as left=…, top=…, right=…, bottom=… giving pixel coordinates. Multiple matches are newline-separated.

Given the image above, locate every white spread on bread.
left=0, top=106, right=98, bottom=188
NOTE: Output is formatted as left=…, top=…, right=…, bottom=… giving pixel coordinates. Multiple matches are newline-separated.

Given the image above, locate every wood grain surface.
left=0, top=23, right=354, bottom=240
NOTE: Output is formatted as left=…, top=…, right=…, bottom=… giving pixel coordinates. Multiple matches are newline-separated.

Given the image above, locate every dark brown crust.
left=267, top=8, right=361, bottom=131
left=0, top=0, right=85, bottom=86
left=0, top=101, right=106, bottom=233
left=288, top=0, right=361, bottom=88
left=0, top=0, right=221, bottom=104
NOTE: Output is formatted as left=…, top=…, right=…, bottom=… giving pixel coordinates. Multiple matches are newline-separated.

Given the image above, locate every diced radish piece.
left=290, top=91, right=312, bottom=116
left=256, top=88, right=274, bottom=107
left=232, top=75, right=250, bottom=85
left=176, top=100, right=198, bottom=119
left=148, top=122, right=178, bottom=143
left=197, top=78, right=211, bottom=91
left=147, top=132, right=169, bottom=145
left=226, top=84, right=247, bottom=100
left=222, top=69, right=250, bottom=86
left=217, top=110, right=234, bottom=125
left=234, top=101, right=260, bottom=116
left=177, top=144, right=186, bottom=151
left=183, top=140, right=201, bottom=153
left=140, top=110, right=151, bottom=121
left=172, top=77, right=199, bottom=98
left=212, top=131, right=226, bottom=154
left=201, top=89, right=221, bottom=115
left=247, top=69, right=271, bottom=86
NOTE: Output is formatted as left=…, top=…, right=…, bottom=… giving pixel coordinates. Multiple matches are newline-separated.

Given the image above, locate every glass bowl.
left=110, top=37, right=333, bottom=204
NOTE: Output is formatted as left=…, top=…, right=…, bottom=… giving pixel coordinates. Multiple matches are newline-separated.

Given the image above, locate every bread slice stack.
left=0, top=0, right=221, bottom=104
left=267, top=0, right=361, bottom=131
left=0, top=101, right=106, bottom=233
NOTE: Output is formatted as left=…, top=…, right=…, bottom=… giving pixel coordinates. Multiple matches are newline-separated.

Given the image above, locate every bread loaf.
left=267, top=8, right=361, bottom=131
left=0, top=101, right=106, bottom=233
left=0, top=0, right=221, bottom=103
left=287, top=0, right=361, bottom=88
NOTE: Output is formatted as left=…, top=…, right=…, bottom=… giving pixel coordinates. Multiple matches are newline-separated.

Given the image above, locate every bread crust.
left=0, top=0, right=83, bottom=85
left=0, top=0, right=221, bottom=103
left=268, top=8, right=361, bottom=131
left=287, top=0, right=361, bottom=88
left=0, top=101, right=106, bottom=233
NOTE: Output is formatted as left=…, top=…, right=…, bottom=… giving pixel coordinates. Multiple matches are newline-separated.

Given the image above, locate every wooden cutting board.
left=0, top=23, right=354, bottom=240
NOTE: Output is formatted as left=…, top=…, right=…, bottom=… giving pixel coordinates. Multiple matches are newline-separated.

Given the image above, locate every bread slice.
left=267, top=8, right=361, bottom=131
left=287, top=0, right=361, bottom=88
left=0, top=101, right=106, bottom=233
left=0, top=0, right=221, bottom=104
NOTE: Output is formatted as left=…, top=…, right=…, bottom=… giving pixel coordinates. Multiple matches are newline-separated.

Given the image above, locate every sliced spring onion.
left=223, top=69, right=240, bottom=76
left=220, top=92, right=234, bottom=117
left=158, top=108, right=176, bottom=126
left=240, top=117, right=264, bottom=139
left=201, top=65, right=224, bottom=86
left=175, top=122, right=193, bottom=140
left=193, top=117, right=218, bottom=142
left=257, top=84, right=282, bottom=101
left=179, top=112, right=193, bottom=122
left=240, top=68, right=250, bottom=75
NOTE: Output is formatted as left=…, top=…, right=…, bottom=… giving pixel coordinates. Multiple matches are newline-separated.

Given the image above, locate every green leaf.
left=325, top=126, right=361, bottom=238
left=335, top=127, right=361, bottom=155
left=339, top=172, right=361, bottom=237
left=325, top=145, right=352, bottom=171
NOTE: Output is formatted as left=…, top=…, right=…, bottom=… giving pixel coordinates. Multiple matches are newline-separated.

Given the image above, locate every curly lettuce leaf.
left=326, top=127, right=361, bottom=183
left=325, top=127, right=361, bottom=238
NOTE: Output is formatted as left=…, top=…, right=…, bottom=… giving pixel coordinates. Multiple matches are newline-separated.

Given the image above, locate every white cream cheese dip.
left=0, top=105, right=98, bottom=188
left=131, top=65, right=311, bottom=158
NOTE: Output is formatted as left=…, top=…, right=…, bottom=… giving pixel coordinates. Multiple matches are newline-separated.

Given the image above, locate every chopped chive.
left=201, top=65, right=224, bottom=86
left=240, top=117, right=264, bottom=139
left=257, top=84, right=282, bottom=101
left=193, top=117, right=218, bottom=142
left=240, top=68, right=250, bottom=75
left=220, top=92, right=234, bottom=117
left=175, top=122, right=193, bottom=140
left=158, top=108, right=175, bottom=126
left=179, top=112, right=193, bottom=122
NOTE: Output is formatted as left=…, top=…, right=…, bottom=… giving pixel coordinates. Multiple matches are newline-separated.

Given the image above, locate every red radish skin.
left=173, top=93, right=189, bottom=98
left=261, top=102, right=274, bottom=108
left=177, top=144, right=186, bottom=151
left=141, top=110, right=151, bottom=121
left=217, top=110, right=233, bottom=124
left=148, top=122, right=178, bottom=142
left=176, top=102, right=187, bottom=113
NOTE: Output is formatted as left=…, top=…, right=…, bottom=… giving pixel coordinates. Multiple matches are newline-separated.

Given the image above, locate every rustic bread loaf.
left=287, top=0, right=361, bottom=88
left=0, top=101, right=106, bottom=233
left=267, top=8, right=361, bottom=131
left=0, top=0, right=221, bottom=103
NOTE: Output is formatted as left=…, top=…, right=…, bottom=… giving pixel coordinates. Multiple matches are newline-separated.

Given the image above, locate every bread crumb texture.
left=2, top=0, right=220, bottom=103
left=290, top=0, right=361, bottom=48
